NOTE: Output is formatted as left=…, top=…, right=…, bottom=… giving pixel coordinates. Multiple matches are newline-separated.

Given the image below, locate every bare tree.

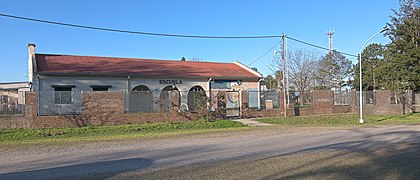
left=287, top=49, right=319, bottom=92
left=268, top=55, right=283, bottom=90
left=189, top=56, right=207, bottom=62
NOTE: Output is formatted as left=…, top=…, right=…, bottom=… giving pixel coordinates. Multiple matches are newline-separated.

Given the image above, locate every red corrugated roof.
left=35, top=54, right=260, bottom=79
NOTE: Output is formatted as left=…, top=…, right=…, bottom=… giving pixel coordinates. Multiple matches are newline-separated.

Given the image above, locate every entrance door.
left=225, top=91, right=240, bottom=117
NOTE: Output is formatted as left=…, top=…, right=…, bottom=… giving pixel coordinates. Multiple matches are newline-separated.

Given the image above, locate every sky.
left=0, top=0, right=399, bottom=82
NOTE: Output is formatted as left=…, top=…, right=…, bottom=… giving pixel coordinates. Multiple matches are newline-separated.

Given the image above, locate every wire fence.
left=291, top=91, right=314, bottom=108
left=259, top=90, right=281, bottom=109
left=38, top=91, right=82, bottom=116
left=355, top=91, right=376, bottom=105
left=0, top=90, right=25, bottom=116
left=334, top=91, right=352, bottom=106
left=124, top=90, right=212, bottom=113
left=28, top=90, right=414, bottom=116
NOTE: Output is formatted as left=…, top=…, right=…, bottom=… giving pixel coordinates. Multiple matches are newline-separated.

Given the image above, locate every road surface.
left=1, top=125, right=419, bottom=179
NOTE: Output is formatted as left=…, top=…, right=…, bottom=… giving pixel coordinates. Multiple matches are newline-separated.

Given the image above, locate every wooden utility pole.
left=281, top=33, right=287, bottom=117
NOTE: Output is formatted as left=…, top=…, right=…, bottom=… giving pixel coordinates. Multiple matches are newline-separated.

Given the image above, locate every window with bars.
left=90, top=85, right=111, bottom=91
left=365, top=91, right=376, bottom=104
left=390, top=92, right=400, bottom=104
left=53, top=86, right=74, bottom=104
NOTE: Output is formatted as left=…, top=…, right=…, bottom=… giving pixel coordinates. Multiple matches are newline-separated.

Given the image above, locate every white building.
left=27, top=44, right=263, bottom=115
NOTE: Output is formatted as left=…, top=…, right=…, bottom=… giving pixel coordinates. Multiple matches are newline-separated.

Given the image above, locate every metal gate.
left=225, top=91, right=240, bottom=117
left=413, top=91, right=420, bottom=112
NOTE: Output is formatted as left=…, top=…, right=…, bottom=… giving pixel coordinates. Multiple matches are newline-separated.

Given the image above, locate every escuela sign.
left=159, top=80, right=183, bottom=84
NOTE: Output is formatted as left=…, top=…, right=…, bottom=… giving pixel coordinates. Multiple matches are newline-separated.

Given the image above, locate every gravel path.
left=1, top=125, right=420, bottom=179
left=233, top=118, right=273, bottom=126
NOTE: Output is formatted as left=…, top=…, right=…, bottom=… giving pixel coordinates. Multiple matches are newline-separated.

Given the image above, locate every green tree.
left=181, top=57, right=186, bottom=61
left=385, top=0, right=420, bottom=90
left=263, top=75, right=278, bottom=90
left=250, top=67, right=259, bottom=73
left=353, top=43, right=386, bottom=90
left=315, top=51, right=352, bottom=90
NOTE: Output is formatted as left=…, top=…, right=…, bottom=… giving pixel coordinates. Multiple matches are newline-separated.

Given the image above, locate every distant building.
left=0, top=82, right=28, bottom=114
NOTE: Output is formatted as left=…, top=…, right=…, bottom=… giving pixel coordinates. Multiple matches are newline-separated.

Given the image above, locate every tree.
left=250, top=67, right=259, bottom=73
left=189, top=56, right=206, bottom=62
left=269, top=54, right=283, bottom=90
left=287, top=49, right=319, bottom=92
left=385, top=0, right=420, bottom=90
left=315, top=51, right=352, bottom=90
left=181, top=57, right=186, bottom=61
left=353, top=43, right=386, bottom=90
left=263, top=75, right=278, bottom=90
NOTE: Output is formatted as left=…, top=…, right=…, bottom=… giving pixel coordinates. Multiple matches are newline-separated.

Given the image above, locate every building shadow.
left=0, top=157, right=153, bottom=180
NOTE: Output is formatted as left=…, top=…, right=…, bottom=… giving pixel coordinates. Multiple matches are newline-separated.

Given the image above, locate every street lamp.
left=358, top=27, right=389, bottom=124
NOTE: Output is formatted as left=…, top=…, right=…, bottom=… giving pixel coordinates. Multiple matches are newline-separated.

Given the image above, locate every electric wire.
left=286, top=44, right=322, bottom=60
left=0, top=59, right=24, bottom=74
left=0, top=13, right=280, bottom=39
left=287, top=36, right=358, bottom=57
left=247, top=40, right=282, bottom=66
left=0, top=13, right=358, bottom=57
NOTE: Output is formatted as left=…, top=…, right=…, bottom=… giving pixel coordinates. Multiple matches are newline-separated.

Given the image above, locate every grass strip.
left=0, top=120, right=246, bottom=145
left=257, top=113, right=420, bottom=126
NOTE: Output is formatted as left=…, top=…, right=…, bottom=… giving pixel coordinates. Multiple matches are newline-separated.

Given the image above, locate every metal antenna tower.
left=325, top=30, right=335, bottom=52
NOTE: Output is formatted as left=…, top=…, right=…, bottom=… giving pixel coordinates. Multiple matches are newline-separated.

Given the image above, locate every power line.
left=0, top=13, right=358, bottom=57
left=247, top=40, right=282, bottom=66
left=0, top=13, right=280, bottom=39
left=287, top=36, right=358, bottom=57
left=286, top=44, right=322, bottom=60
left=0, top=58, right=24, bottom=74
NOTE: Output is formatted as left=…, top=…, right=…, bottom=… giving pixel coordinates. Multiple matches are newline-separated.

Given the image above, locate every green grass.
left=0, top=120, right=246, bottom=145
left=258, top=113, right=420, bottom=126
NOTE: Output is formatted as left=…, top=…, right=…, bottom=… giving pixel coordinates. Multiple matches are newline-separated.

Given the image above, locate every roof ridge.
left=35, top=53, right=261, bottom=78
left=35, top=53, right=236, bottom=65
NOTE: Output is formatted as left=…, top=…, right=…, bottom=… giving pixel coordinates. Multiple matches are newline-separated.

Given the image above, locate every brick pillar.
left=170, top=91, right=180, bottom=113
left=313, top=90, right=333, bottom=114
left=24, top=91, right=37, bottom=128
left=240, top=90, right=248, bottom=118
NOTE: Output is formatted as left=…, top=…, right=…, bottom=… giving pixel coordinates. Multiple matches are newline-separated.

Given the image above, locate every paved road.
left=1, top=125, right=420, bottom=179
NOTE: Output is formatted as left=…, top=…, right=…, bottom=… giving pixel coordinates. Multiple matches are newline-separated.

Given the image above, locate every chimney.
left=28, top=43, right=36, bottom=55
left=28, top=43, right=37, bottom=89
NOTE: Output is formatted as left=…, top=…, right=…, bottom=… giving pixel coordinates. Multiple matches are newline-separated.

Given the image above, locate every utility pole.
left=285, top=35, right=290, bottom=107
left=281, top=33, right=287, bottom=117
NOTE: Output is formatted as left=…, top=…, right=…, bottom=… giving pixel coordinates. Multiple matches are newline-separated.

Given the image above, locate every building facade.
left=27, top=44, right=263, bottom=115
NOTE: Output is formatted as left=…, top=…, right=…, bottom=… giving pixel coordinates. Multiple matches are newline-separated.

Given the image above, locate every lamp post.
left=358, top=27, right=388, bottom=124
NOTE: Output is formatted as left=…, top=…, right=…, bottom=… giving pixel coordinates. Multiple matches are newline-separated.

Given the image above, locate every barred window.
left=334, top=91, right=351, bottom=105
left=53, top=86, right=74, bottom=104
left=365, top=91, right=375, bottom=104
left=90, top=85, right=112, bottom=91
left=390, top=92, right=400, bottom=104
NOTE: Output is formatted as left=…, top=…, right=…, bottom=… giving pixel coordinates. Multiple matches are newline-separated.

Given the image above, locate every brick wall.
left=240, top=91, right=284, bottom=118
left=0, top=116, right=29, bottom=128
left=354, top=90, right=412, bottom=115
left=17, top=91, right=194, bottom=128
left=0, top=90, right=414, bottom=129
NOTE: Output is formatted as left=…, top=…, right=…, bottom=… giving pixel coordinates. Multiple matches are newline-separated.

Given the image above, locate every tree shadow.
left=0, top=144, right=218, bottom=180
left=261, top=130, right=420, bottom=179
